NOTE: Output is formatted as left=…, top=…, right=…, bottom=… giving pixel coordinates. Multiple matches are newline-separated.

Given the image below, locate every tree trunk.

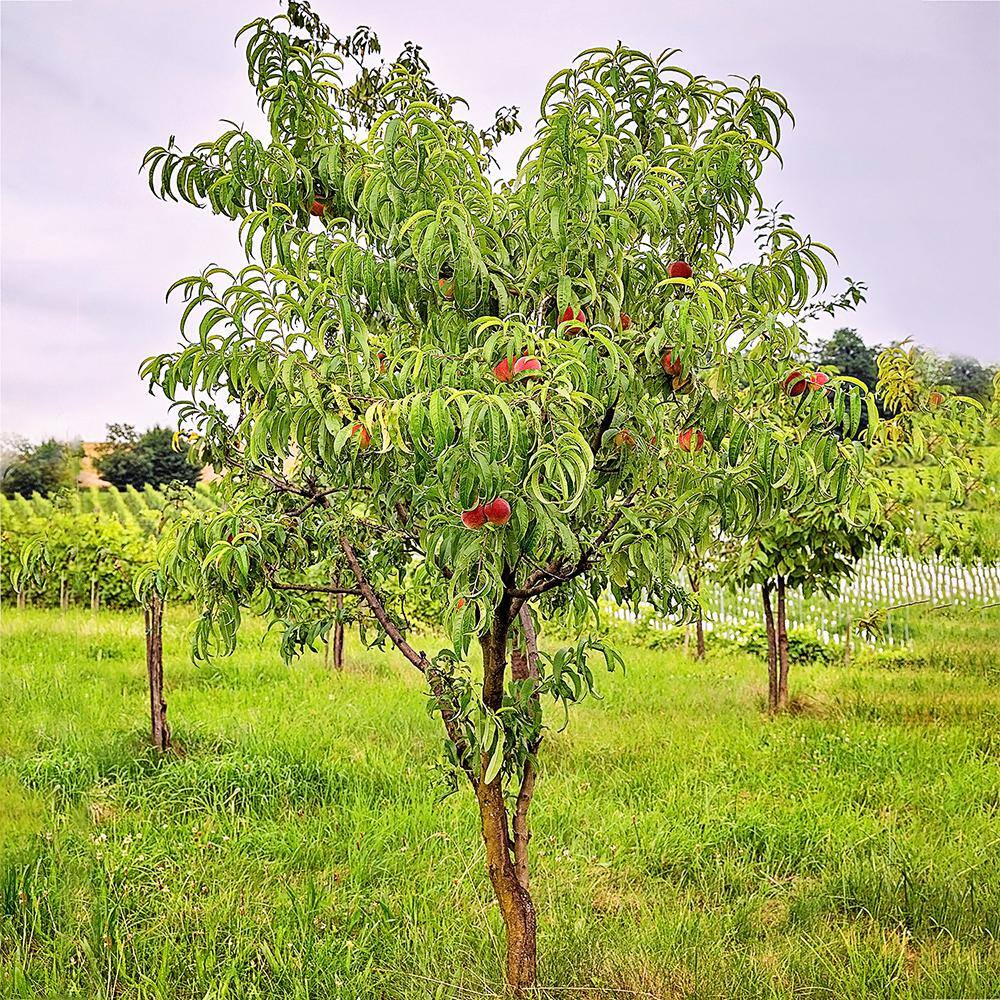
left=686, top=565, right=705, bottom=659
left=325, top=590, right=346, bottom=671
left=776, top=575, right=790, bottom=711
left=477, top=777, right=537, bottom=990
left=17, top=591, right=26, bottom=610
left=59, top=575, right=68, bottom=611
left=144, top=594, right=170, bottom=752
left=761, top=581, right=778, bottom=713
left=511, top=605, right=541, bottom=893
left=332, top=594, right=345, bottom=670
left=479, top=622, right=538, bottom=992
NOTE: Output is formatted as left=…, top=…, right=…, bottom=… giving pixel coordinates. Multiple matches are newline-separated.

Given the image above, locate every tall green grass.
left=2, top=607, right=999, bottom=998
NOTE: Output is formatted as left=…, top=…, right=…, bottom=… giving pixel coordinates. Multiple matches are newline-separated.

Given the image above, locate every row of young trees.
left=124, top=2, right=982, bottom=988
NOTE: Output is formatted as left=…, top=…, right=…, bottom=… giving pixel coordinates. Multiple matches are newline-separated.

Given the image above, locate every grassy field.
left=2, top=607, right=1000, bottom=999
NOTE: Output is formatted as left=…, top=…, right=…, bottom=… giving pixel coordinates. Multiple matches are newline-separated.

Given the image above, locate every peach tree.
left=727, top=345, right=988, bottom=710
left=141, top=4, right=871, bottom=988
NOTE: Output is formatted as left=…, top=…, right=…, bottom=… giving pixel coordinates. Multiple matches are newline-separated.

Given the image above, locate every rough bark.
left=477, top=776, right=537, bottom=990
left=762, top=581, right=778, bottom=713
left=776, top=574, right=790, bottom=711
left=478, top=624, right=537, bottom=990
left=144, top=594, right=170, bottom=752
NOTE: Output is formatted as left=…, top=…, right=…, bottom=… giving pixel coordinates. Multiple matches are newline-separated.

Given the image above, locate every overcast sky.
left=2, top=0, right=998, bottom=441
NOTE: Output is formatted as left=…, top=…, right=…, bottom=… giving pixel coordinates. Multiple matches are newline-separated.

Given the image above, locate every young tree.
left=727, top=345, right=986, bottom=711
left=141, top=6, right=872, bottom=988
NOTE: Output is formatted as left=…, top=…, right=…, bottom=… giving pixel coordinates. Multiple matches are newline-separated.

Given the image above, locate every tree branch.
left=589, top=393, right=620, bottom=457
left=338, top=535, right=476, bottom=784
left=269, top=579, right=361, bottom=596
left=509, top=494, right=635, bottom=610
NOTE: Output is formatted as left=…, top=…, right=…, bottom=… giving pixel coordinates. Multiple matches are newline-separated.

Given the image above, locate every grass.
left=2, top=607, right=1000, bottom=998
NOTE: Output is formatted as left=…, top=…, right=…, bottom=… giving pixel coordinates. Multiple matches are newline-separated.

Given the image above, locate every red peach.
left=483, top=498, right=512, bottom=525
left=677, top=428, right=705, bottom=453
left=513, top=356, right=542, bottom=376
left=667, top=260, right=693, bottom=279
left=809, top=371, right=831, bottom=391
left=559, top=305, right=585, bottom=333
left=461, top=506, right=488, bottom=530
left=661, top=351, right=683, bottom=377
left=784, top=371, right=808, bottom=397
left=310, top=200, right=325, bottom=217
left=620, top=313, right=631, bottom=330
left=352, top=423, right=372, bottom=448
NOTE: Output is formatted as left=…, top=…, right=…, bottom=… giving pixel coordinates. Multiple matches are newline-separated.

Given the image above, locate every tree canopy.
left=139, top=3, right=882, bottom=987
left=813, top=327, right=881, bottom=389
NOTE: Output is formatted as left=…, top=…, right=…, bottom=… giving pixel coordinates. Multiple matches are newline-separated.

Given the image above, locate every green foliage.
left=729, top=344, right=990, bottom=600
left=0, top=438, right=79, bottom=499
left=3, top=507, right=153, bottom=610
left=140, top=3, right=880, bottom=830
left=717, top=623, right=837, bottom=665
left=94, top=424, right=200, bottom=489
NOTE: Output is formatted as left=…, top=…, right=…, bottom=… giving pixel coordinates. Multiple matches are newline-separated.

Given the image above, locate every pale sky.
left=2, top=0, right=998, bottom=441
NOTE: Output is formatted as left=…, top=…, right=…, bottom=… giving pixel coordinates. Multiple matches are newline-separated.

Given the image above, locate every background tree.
left=95, top=424, right=200, bottom=489
left=140, top=5, right=876, bottom=989
left=938, top=354, right=997, bottom=404
left=726, top=345, right=986, bottom=711
left=1, top=438, right=79, bottom=498
left=813, top=327, right=881, bottom=389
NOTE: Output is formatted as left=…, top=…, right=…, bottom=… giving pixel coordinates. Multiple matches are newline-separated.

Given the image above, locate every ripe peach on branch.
left=677, top=428, right=705, bottom=452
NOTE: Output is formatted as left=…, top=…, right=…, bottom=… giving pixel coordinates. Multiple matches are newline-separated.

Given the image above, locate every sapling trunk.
left=776, top=575, right=790, bottom=710
left=332, top=594, right=345, bottom=670
left=144, top=593, right=170, bottom=751
left=687, top=566, right=705, bottom=660
left=761, top=581, right=778, bottom=712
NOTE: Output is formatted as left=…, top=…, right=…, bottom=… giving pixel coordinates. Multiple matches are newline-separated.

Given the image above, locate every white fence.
left=609, top=548, right=1000, bottom=647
